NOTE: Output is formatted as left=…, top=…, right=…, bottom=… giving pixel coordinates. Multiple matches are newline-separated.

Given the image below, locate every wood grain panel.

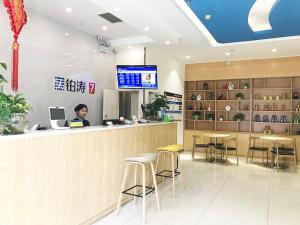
left=186, top=56, right=300, bottom=81
left=0, top=123, right=177, bottom=225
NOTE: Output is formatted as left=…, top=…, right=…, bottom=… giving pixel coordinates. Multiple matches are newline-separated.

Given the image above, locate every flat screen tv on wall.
left=117, top=65, right=158, bottom=89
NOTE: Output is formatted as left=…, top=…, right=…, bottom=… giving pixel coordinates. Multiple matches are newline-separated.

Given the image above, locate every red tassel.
left=12, top=40, right=19, bottom=92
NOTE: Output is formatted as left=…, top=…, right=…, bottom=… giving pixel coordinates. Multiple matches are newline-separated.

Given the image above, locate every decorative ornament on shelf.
left=228, top=81, right=234, bottom=90
left=3, top=0, right=27, bottom=92
left=293, top=92, right=299, bottom=99
left=196, top=94, right=202, bottom=101
left=235, top=92, right=244, bottom=100
left=225, top=105, right=231, bottom=111
left=233, top=113, right=245, bottom=121
left=208, top=103, right=211, bottom=111
left=191, top=93, right=196, bottom=100
left=219, top=116, right=224, bottom=121
left=254, top=114, right=261, bottom=122
left=202, top=82, right=208, bottom=90
left=243, top=83, right=249, bottom=89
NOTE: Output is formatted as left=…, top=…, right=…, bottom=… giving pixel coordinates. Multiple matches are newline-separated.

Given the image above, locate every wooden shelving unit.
left=184, top=76, right=300, bottom=135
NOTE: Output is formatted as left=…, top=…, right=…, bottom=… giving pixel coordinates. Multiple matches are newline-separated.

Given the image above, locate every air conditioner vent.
left=98, top=13, right=122, bottom=23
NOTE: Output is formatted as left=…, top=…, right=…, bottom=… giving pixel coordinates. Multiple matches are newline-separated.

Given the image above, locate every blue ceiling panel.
left=185, top=0, right=300, bottom=43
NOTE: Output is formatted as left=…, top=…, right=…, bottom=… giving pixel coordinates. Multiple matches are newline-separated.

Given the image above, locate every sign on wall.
left=54, top=76, right=96, bottom=94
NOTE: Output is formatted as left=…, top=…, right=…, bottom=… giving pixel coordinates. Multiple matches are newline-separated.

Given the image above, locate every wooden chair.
left=215, top=137, right=238, bottom=165
left=271, top=138, right=297, bottom=168
left=246, top=136, right=269, bottom=164
left=192, top=135, right=210, bottom=160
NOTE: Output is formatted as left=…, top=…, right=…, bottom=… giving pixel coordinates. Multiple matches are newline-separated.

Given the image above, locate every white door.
left=103, top=89, right=119, bottom=120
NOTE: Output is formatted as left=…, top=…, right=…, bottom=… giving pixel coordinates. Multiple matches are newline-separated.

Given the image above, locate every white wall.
left=116, top=47, right=184, bottom=143
left=0, top=6, right=116, bottom=127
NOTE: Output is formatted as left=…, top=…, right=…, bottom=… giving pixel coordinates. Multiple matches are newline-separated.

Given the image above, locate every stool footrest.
left=122, top=185, right=155, bottom=198
left=156, top=170, right=180, bottom=178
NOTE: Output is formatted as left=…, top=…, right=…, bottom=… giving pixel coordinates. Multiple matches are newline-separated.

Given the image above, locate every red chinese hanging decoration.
left=3, top=0, right=27, bottom=92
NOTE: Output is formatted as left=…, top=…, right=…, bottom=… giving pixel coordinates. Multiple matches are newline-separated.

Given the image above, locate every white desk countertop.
left=0, top=122, right=177, bottom=140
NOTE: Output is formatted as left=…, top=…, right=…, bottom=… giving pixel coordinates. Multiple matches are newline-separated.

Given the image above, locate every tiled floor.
left=93, top=154, right=300, bottom=225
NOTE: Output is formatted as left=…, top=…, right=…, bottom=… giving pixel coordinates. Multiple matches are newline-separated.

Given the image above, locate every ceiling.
left=26, top=0, right=300, bottom=63
left=185, top=0, right=300, bottom=43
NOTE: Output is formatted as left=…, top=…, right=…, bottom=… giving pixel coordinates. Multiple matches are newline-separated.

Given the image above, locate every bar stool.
left=116, top=153, right=160, bottom=224
left=155, top=144, right=184, bottom=199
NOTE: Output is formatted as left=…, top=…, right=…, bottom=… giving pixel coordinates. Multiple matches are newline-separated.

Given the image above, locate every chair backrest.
left=223, top=137, right=237, bottom=148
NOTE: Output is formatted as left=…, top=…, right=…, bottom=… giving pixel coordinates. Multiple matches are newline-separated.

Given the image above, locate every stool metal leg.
left=155, top=151, right=163, bottom=183
left=133, top=163, right=138, bottom=207
left=116, top=163, right=130, bottom=215
left=150, top=162, right=161, bottom=211
left=142, top=163, right=146, bottom=224
left=177, top=152, right=185, bottom=189
left=171, top=152, right=176, bottom=199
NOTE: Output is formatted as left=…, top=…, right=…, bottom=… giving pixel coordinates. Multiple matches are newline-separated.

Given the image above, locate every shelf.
left=252, top=121, right=292, bottom=125
left=185, top=90, right=216, bottom=92
left=253, top=111, right=293, bottom=113
left=252, top=99, right=291, bottom=101
left=184, top=100, right=216, bottom=102
left=253, top=88, right=292, bottom=90
left=217, top=89, right=250, bottom=91
left=216, top=120, right=250, bottom=123
left=217, top=110, right=250, bottom=112
left=185, top=119, right=215, bottom=122
left=216, top=99, right=250, bottom=101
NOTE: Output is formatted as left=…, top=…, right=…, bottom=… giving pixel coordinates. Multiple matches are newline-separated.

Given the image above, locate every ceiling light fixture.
left=225, top=52, right=231, bottom=56
left=102, top=26, right=108, bottom=31
left=65, top=32, right=70, bottom=36
left=165, top=41, right=170, bottom=45
left=128, top=45, right=132, bottom=49
left=144, top=27, right=150, bottom=31
left=92, top=49, right=97, bottom=52
left=272, top=48, right=277, bottom=53
left=65, top=7, right=72, bottom=13
left=205, top=15, right=211, bottom=20
left=186, top=56, right=191, bottom=59
left=65, top=52, right=70, bottom=56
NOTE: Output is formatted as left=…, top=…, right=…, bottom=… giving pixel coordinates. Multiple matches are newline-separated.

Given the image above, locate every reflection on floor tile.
left=93, top=153, right=300, bottom=225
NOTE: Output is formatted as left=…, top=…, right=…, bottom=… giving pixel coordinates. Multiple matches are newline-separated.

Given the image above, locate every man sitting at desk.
left=72, top=104, right=90, bottom=127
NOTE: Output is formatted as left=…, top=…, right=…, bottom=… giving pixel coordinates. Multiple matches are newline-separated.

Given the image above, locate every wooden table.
left=259, top=135, right=294, bottom=168
left=203, top=133, right=230, bottom=163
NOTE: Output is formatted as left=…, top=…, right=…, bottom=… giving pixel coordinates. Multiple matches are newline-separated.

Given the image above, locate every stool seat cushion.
left=215, top=146, right=236, bottom=151
left=250, top=146, right=268, bottom=151
left=195, top=144, right=209, bottom=148
left=158, top=144, right=183, bottom=152
left=125, top=153, right=157, bottom=163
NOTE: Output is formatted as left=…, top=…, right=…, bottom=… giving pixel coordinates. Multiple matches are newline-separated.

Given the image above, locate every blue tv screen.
left=117, top=65, right=158, bottom=89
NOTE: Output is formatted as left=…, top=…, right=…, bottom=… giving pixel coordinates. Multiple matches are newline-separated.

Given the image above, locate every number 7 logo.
left=89, top=82, right=96, bottom=94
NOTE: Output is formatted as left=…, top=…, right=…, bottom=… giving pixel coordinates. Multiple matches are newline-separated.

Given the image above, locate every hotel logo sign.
left=54, top=76, right=95, bottom=95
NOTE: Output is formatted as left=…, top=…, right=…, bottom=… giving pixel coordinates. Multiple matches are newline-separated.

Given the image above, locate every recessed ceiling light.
left=272, top=48, right=277, bottom=53
left=67, top=64, right=73, bottom=67
left=205, top=15, right=212, bottom=20
left=65, top=7, right=72, bottom=13
left=92, top=49, right=97, bottom=52
left=225, top=52, right=231, bottom=56
left=113, top=6, right=120, bottom=12
left=65, top=32, right=70, bottom=36
left=144, top=27, right=150, bottom=31
left=128, top=45, right=132, bottom=49
left=102, top=26, right=108, bottom=31
left=65, top=52, right=70, bottom=56
left=186, top=56, right=191, bottom=59
left=165, top=41, right=170, bottom=45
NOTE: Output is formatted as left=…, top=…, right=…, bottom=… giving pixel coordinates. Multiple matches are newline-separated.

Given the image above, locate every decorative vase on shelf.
left=203, top=82, right=208, bottom=90
left=196, top=94, right=202, bottom=101
left=208, top=104, right=211, bottom=111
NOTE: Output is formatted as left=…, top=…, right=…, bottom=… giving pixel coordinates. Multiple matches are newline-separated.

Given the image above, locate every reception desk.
left=0, top=122, right=177, bottom=225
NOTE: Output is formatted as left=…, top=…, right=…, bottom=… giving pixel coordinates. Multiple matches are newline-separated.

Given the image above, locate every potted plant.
left=235, top=92, right=244, bottom=100
left=191, top=111, right=201, bottom=120
left=145, top=94, right=169, bottom=121
left=206, top=112, right=215, bottom=121
left=0, top=62, right=30, bottom=135
left=233, top=113, right=245, bottom=121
